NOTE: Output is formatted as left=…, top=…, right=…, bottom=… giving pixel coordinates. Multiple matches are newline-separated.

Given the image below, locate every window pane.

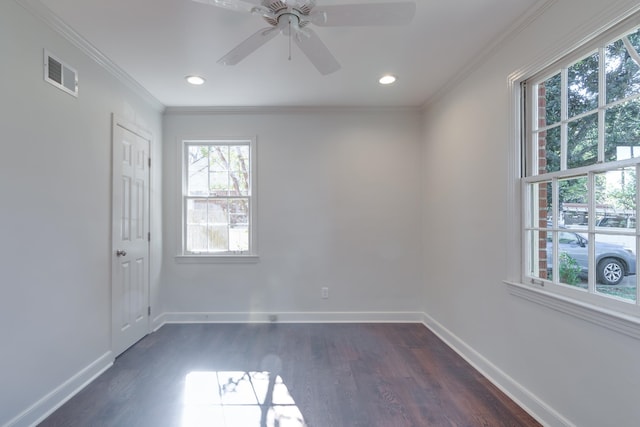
left=209, top=171, right=229, bottom=196
left=528, top=181, right=552, bottom=228
left=527, top=229, right=551, bottom=280
left=562, top=205, right=589, bottom=227
left=594, top=241, right=636, bottom=302
left=229, top=146, right=250, bottom=196
left=594, top=169, right=636, bottom=301
left=208, top=199, right=230, bottom=252
left=186, top=199, right=209, bottom=252
left=597, top=167, right=636, bottom=219
left=568, top=53, right=599, bottom=118
left=541, top=126, right=561, bottom=173
left=596, top=281, right=638, bottom=303
left=557, top=231, right=588, bottom=289
left=594, top=166, right=636, bottom=252
left=568, top=113, right=598, bottom=169
left=229, top=199, right=249, bottom=227
left=605, top=99, right=640, bottom=161
left=559, top=176, right=588, bottom=229
left=606, top=28, right=640, bottom=104
left=187, top=146, right=210, bottom=196
left=210, top=145, right=230, bottom=172
left=207, top=146, right=229, bottom=196
left=229, top=199, right=249, bottom=251
left=540, top=73, right=561, bottom=126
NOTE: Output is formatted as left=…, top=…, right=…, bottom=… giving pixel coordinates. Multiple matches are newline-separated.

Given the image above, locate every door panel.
left=112, top=120, right=150, bottom=357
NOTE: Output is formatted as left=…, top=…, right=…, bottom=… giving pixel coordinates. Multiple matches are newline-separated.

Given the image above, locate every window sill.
left=504, top=280, right=640, bottom=340
left=175, top=254, right=260, bottom=264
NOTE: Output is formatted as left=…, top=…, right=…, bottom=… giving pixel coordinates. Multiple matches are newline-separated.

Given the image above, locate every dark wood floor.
left=40, top=323, right=540, bottom=427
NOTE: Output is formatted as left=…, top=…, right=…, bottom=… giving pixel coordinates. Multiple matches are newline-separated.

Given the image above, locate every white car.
left=595, top=215, right=636, bottom=253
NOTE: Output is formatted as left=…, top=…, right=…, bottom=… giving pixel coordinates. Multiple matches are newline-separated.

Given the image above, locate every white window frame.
left=506, top=8, right=640, bottom=338
left=176, top=137, right=258, bottom=263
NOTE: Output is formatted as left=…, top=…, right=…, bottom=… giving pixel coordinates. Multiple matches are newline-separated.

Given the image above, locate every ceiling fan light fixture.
left=186, top=75, right=206, bottom=85
left=379, top=74, right=397, bottom=85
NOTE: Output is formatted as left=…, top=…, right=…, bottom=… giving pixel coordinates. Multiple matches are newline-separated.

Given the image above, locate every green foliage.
left=568, top=53, right=599, bottom=117
left=544, top=73, right=561, bottom=127
left=594, top=174, right=608, bottom=206
left=607, top=169, right=637, bottom=211
left=540, top=28, right=640, bottom=214
left=559, top=252, right=582, bottom=286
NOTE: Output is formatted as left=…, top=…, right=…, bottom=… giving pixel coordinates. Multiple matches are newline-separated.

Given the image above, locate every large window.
left=180, top=138, right=257, bottom=258
left=523, top=18, right=640, bottom=315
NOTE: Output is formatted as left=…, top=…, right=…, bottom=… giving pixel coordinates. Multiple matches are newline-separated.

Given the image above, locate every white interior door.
left=112, top=119, right=150, bottom=357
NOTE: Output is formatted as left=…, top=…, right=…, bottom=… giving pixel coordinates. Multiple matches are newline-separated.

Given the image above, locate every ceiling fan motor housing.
left=261, top=0, right=315, bottom=28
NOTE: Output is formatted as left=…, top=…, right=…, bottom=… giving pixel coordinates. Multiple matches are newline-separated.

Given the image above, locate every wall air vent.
left=44, top=50, right=78, bottom=97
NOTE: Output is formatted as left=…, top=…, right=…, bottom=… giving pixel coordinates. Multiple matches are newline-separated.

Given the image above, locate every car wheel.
left=597, top=257, right=625, bottom=285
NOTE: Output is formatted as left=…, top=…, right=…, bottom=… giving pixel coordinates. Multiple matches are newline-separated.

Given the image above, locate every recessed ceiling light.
left=379, top=74, right=397, bottom=85
left=186, top=75, right=205, bottom=85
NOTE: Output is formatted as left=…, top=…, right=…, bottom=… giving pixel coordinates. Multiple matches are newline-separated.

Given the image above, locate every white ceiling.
left=37, top=0, right=539, bottom=108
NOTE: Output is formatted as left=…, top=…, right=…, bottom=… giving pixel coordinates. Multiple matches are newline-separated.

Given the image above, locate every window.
left=180, top=138, right=257, bottom=260
left=522, top=17, right=640, bottom=316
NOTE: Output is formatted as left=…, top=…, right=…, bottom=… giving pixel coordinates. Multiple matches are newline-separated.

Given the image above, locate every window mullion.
left=248, top=198, right=252, bottom=253
left=206, top=149, right=212, bottom=253
left=227, top=198, right=231, bottom=252
left=587, top=172, right=596, bottom=293
left=183, top=145, right=190, bottom=254
left=529, top=81, right=538, bottom=178
left=183, top=195, right=188, bottom=254
left=561, top=68, right=568, bottom=171
left=636, top=164, right=640, bottom=306
left=598, top=46, right=606, bottom=163
left=552, top=177, right=559, bottom=283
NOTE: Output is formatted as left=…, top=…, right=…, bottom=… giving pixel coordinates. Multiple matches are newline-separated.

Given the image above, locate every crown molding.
left=15, top=0, right=165, bottom=112
left=164, top=105, right=423, bottom=116
left=420, top=0, right=556, bottom=112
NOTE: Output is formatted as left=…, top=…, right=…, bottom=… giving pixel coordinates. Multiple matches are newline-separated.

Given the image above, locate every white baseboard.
left=421, top=312, right=573, bottom=427
left=156, top=310, right=424, bottom=327
left=4, top=351, right=113, bottom=427
left=151, top=312, right=165, bottom=332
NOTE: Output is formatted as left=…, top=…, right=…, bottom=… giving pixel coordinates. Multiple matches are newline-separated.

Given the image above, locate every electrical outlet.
left=321, top=287, right=329, bottom=299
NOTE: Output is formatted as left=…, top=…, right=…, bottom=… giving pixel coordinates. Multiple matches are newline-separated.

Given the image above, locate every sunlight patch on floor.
left=182, top=371, right=307, bottom=427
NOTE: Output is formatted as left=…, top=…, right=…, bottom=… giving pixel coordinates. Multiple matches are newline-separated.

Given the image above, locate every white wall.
left=0, top=2, right=163, bottom=426
left=7, top=0, right=640, bottom=424
left=161, top=109, right=423, bottom=321
left=421, top=0, right=640, bottom=426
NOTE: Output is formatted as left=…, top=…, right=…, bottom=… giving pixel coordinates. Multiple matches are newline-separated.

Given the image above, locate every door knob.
left=116, top=250, right=127, bottom=257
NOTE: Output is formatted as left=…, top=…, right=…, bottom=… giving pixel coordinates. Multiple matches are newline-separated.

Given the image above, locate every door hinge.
left=148, top=232, right=151, bottom=242
left=148, top=157, right=151, bottom=168
left=148, top=306, right=151, bottom=316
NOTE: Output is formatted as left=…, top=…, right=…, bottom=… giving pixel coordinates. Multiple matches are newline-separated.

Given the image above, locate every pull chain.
left=288, top=17, right=292, bottom=61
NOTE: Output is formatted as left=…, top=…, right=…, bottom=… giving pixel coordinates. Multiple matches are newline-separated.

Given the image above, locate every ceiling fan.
left=192, top=0, right=416, bottom=75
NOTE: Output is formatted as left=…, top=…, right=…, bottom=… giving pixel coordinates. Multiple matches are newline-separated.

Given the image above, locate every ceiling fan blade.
left=217, top=27, right=279, bottom=66
left=311, top=2, right=416, bottom=27
left=294, top=28, right=341, bottom=75
left=191, top=0, right=263, bottom=13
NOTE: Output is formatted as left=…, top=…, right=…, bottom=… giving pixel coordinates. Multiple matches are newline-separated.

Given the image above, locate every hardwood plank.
left=39, top=324, right=540, bottom=427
